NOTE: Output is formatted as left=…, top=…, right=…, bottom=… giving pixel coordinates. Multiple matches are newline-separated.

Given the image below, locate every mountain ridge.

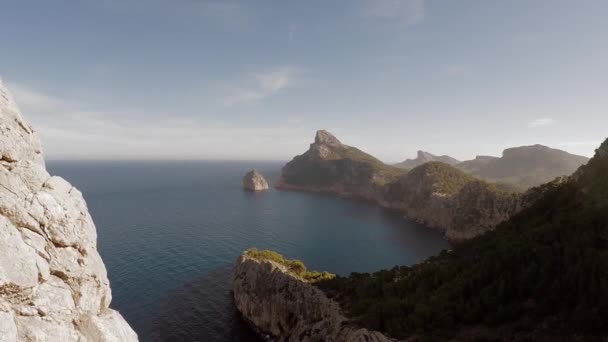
left=237, top=136, right=608, bottom=341
left=277, top=130, right=537, bottom=241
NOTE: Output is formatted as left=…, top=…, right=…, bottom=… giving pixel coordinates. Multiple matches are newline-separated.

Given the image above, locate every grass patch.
left=245, top=248, right=335, bottom=283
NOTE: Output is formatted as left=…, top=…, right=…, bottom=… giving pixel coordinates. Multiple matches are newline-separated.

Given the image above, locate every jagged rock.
left=243, top=170, right=269, bottom=191
left=314, top=130, right=341, bottom=146
left=0, top=81, right=138, bottom=341
left=232, top=252, right=394, bottom=342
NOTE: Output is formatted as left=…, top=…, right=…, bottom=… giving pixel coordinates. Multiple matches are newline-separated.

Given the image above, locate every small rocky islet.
left=242, top=169, right=269, bottom=191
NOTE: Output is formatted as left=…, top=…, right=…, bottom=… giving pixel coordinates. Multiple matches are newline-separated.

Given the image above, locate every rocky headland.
left=0, top=81, right=138, bottom=341
left=276, top=130, right=546, bottom=241
left=232, top=250, right=393, bottom=342
left=243, top=170, right=269, bottom=191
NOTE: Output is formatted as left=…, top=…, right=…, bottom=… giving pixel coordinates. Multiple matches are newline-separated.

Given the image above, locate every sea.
left=48, top=160, right=449, bottom=342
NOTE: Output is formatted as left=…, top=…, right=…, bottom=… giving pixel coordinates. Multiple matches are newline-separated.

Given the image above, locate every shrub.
left=245, top=248, right=335, bottom=283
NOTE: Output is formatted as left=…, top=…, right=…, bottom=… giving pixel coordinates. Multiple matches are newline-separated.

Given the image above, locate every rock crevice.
left=0, top=81, right=138, bottom=341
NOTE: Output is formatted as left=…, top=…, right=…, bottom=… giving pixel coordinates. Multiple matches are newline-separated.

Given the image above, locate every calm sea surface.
left=48, top=161, right=449, bottom=342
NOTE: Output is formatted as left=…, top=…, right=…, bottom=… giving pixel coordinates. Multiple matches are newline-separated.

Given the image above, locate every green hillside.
left=318, top=139, right=608, bottom=340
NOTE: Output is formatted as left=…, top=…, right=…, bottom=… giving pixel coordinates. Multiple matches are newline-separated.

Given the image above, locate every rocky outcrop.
left=232, top=252, right=394, bottom=342
left=275, top=130, right=405, bottom=200
left=394, top=150, right=460, bottom=169
left=0, top=81, right=137, bottom=341
left=242, top=170, right=269, bottom=191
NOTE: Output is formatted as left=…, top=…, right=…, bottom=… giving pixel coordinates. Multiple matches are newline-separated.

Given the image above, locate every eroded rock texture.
left=232, top=253, right=393, bottom=342
left=0, top=81, right=137, bottom=341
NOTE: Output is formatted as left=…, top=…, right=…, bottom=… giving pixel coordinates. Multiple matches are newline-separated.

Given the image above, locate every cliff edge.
left=232, top=250, right=393, bottom=342
left=0, top=81, right=138, bottom=341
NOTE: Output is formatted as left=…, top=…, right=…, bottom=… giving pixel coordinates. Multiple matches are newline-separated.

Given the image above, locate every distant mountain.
left=457, top=144, right=589, bottom=190
left=276, top=130, right=534, bottom=240
left=394, top=151, right=460, bottom=169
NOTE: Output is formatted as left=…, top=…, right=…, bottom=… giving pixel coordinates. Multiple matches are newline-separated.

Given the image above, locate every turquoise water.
left=48, top=161, right=449, bottom=341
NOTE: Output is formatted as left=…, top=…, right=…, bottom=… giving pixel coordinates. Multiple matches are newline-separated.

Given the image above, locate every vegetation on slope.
left=317, top=139, right=608, bottom=340
left=281, top=144, right=405, bottom=189
left=401, top=162, right=478, bottom=195
left=245, top=248, right=335, bottom=283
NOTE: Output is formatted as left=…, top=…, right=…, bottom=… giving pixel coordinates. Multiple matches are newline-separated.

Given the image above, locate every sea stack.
left=243, top=170, right=269, bottom=191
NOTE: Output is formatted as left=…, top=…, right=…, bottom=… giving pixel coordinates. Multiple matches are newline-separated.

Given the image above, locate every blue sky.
left=1, top=0, right=607, bottom=161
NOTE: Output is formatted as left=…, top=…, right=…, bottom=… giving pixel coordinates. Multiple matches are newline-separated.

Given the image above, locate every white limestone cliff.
left=0, top=81, right=138, bottom=341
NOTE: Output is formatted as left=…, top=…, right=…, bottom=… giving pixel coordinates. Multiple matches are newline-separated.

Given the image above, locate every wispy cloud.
left=224, top=67, right=299, bottom=105
left=528, top=117, right=556, bottom=128
left=5, top=81, right=318, bottom=160
left=360, top=0, right=427, bottom=25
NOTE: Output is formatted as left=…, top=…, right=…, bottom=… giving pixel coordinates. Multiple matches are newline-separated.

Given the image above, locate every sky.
left=1, top=0, right=607, bottom=162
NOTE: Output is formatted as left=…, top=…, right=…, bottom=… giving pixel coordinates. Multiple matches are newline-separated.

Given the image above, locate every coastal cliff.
left=238, top=138, right=608, bottom=341
left=275, top=130, right=405, bottom=201
left=0, top=81, right=138, bottom=340
left=277, top=130, right=534, bottom=241
left=232, top=250, right=393, bottom=342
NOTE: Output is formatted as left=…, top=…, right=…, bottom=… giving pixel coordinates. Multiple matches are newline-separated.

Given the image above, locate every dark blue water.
left=47, top=161, right=449, bottom=342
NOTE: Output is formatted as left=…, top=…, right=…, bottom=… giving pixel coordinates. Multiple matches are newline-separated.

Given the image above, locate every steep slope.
left=233, top=250, right=393, bottom=342
left=277, top=131, right=532, bottom=240
left=319, top=138, right=608, bottom=340
left=394, top=150, right=460, bottom=169
left=457, top=144, right=589, bottom=190
left=276, top=130, right=405, bottom=200
left=0, top=82, right=138, bottom=341
left=382, top=162, right=524, bottom=240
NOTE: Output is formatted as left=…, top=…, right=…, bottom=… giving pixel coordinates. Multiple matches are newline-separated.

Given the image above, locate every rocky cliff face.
left=242, top=170, right=269, bottom=191
left=232, top=253, right=393, bottom=342
left=394, top=150, right=460, bottom=169
left=277, top=131, right=534, bottom=241
left=275, top=130, right=404, bottom=201
left=382, top=162, right=525, bottom=241
left=0, top=81, right=137, bottom=341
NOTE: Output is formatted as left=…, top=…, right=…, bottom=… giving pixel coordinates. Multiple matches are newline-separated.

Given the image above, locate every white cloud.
left=361, top=0, right=426, bottom=25
left=224, top=67, right=299, bottom=105
left=528, top=117, right=556, bottom=128
left=5, top=81, right=320, bottom=160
